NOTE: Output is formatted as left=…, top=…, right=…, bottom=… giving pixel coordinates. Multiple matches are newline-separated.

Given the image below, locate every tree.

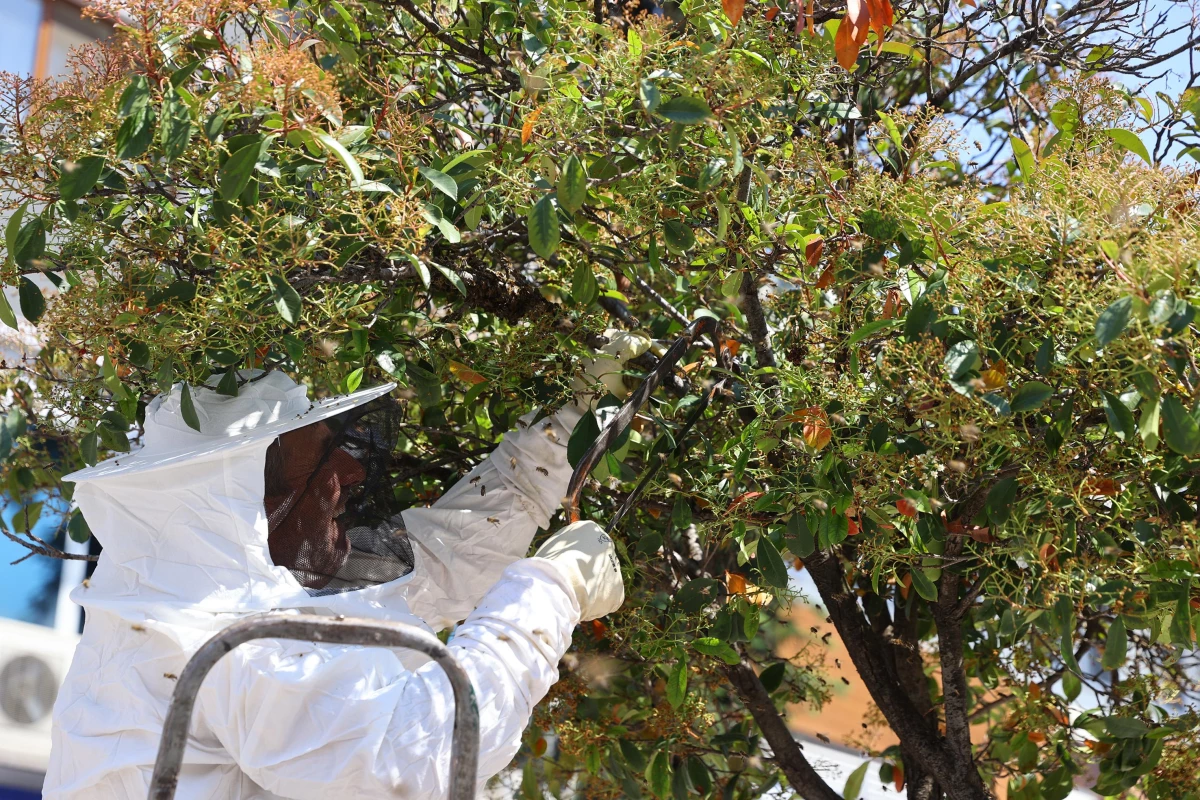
left=2, top=0, right=1199, bottom=798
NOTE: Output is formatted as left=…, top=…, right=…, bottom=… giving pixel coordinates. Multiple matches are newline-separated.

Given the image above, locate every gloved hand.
left=532, top=520, right=624, bottom=621
left=571, top=331, right=652, bottom=410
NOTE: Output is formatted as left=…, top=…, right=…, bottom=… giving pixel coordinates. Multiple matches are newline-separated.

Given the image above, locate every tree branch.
left=722, top=659, right=843, bottom=800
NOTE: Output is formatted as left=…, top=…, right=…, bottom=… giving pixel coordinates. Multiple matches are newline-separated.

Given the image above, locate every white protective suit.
left=44, top=372, right=589, bottom=799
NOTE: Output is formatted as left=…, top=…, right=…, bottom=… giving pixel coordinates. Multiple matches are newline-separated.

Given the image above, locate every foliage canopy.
left=2, top=0, right=1200, bottom=798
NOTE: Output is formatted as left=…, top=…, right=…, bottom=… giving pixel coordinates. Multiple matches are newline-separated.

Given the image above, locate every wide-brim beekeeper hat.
left=63, top=371, right=396, bottom=483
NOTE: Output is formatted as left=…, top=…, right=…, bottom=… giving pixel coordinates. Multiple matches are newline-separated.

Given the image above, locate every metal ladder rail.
left=147, top=614, right=480, bottom=800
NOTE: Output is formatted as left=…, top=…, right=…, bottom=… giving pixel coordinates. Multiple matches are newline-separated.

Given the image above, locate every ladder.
left=146, top=615, right=480, bottom=800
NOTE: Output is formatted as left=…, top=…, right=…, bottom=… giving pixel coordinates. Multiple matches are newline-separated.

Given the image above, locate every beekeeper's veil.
left=62, top=371, right=423, bottom=632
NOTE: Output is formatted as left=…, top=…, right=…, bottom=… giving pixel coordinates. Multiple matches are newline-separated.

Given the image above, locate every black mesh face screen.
left=264, top=396, right=415, bottom=596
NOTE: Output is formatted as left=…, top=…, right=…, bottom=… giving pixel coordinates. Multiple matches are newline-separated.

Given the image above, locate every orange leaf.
left=521, top=107, right=542, bottom=145
left=1029, top=682, right=1042, bottom=699
left=815, top=263, right=835, bottom=289
left=680, top=361, right=702, bottom=373
left=588, top=619, right=608, bottom=641
left=968, top=526, right=993, bottom=543
left=834, top=13, right=861, bottom=70
left=846, top=0, right=871, bottom=45
left=766, top=5, right=780, bottom=20
left=725, top=338, right=741, bottom=357
left=799, top=407, right=832, bottom=450
left=726, top=571, right=748, bottom=595
left=1027, top=730, right=1046, bottom=744
left=893, top=764, right=905, bottom=792
left=896, top=498, right=918, bottom=518
left=1048, top=706, right=1070, bottom=726
left=728, top=491, right=764, bottom=511
left=1039, top=543, right=1059, bottom=571
left=448, top=360, right=487, bottom=385
left=806, top=0, right=816, bottom=34
left=981, top=359, right=1008, bottom=390
left=723, top=0, right=745, bottom=26
left=1082, top=477, right=1119, bottom=497
left=881, top=289, right=902, bottom=319
left=1085, top=740, right=1112, bottom=755
left=533, top=736, right=548, bottom=757
left=846, top=513, right=860, bottom=536
left=960, top=0, right=976, bottom=6
left=793, top=557, right=804, bottom=570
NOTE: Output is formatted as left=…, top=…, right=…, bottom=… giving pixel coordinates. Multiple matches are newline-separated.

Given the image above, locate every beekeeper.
left=44, top=334, right=649, bottom=799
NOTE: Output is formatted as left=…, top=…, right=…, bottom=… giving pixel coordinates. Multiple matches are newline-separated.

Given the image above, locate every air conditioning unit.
left=0, top=617, right=78, bottom=786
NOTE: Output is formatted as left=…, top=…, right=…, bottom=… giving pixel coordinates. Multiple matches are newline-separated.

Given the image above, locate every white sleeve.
left=400, top=406, right=583, bottom=630
left=196, top=559, right=580, bottom=800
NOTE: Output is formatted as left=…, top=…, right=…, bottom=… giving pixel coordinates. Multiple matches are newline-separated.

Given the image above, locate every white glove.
left=532, top=520, right=625, bottom=621
left=571, top=331, right=652, bottom=409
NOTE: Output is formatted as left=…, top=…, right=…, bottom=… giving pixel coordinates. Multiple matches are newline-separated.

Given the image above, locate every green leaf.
left=219, top=139, right=263, bottom=201
left=755, top=536, right=789, bottom=589
left=904, top=293, right=934, bottom=339
left=646, top=750, right=671, bottom=799
left=619, top=739, right=647, bottom=771
left=1140, top=396, right=1161, bottom=449
left=1103, top=128, right=1152, bottom=164
left=1094, top=295, right=1132, bottom=347
left=1101, top=390, right=1136, bottom=441
left=844, top=761, right=870, bottom=800
left=67, top=509, right=91, bottom=544
left=159, top=85, right=193, bottom=162
left=910, top=568, right=938, bottom=601
left=557, top=154, right=588, bottom=214
left=1101, top=616, right=1127, bottom=670
left=1010, top=381, right=1052, bottom=412
left=785, top=513, right=815, bottom=557
left=572, top=261, right=598, bottom=305
left=313, top=130, right=364, bottom=184
left=758, top=661, right=786, bottom=693
left=269, top=275, right=303, bottom=324
left=674, top=578, right=719, bottom=612
left=1060, top=671, right=1082, bottom=702
left=985, top=476, right=1018, bottom=527
left=5, top=201, right=28, bottom=261
left=432, top=263, right=468, bottom=296
left=944, top=340, right=980, bottom=381
left=692, top=637, right=741, bottom=665
left=58, top=156, right=106, bottom=202
left=657, top=95, right=713, bottom=125
left=847, top=318, right=902, bottom=346
left=527, top=194, right=560, bottom=259
left=1010, top=135, right=1035, bottom=178
left=667, top=657, right=688, bottom=708
left=116, top=111, right=155, bottom=160
left=13, top=216, right=46, bottom=269
left=179, top=384, right=201, bottom=432
left=1160, top=394, right=1200, bottom=455
left=567, top=411, right=600, bottom=468
left=662, top=219, right=695, bottom=253
left=215, top=369, right=239, bottom=397
left=418, top=166, right=457, bottom=200
left=1105, top=716, right=1148, bottom=739
left=878, top=41, right=925, bottom=61
left=345, top=366, right=364, bottom=393
left=17, top=277, right=45, bottom=323
left=0, top=291, right=19, bottom=330
left=117, top=75, right=150, bottom=118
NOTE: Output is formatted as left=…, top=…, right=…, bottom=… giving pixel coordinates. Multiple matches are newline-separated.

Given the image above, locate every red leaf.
left=896, top=498, right=918, bottom=518
left=805, top=235, right=825, bottom=266
left=815, top=263, right=835, bottom=289
left=766, top=4, right=780, bottom=19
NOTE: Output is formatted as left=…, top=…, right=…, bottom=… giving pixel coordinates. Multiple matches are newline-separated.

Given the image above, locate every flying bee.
left=536, top=466, right=549, bottom=476
left=487, top=517, right=500, bottom=525
left=469, top=476, right=481, bottom=484
left=480, top=485, right=487, bottom=496
left=517, top=419, right=529, bottom=428
left=510, top=457, right=518, bottom=468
